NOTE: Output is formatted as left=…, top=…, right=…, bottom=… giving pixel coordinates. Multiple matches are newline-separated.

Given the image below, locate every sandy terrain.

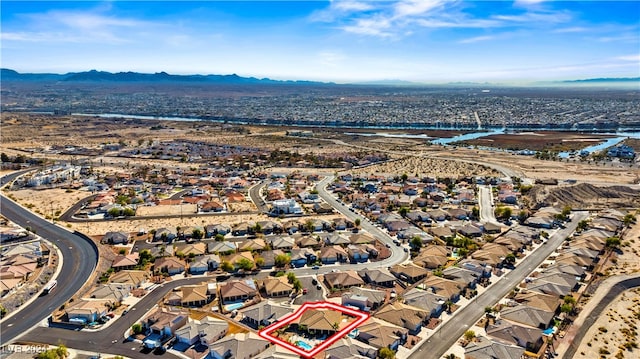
left=5, top=188, right=89, bottom=219
left=608, top=218, right=640, bottom=276
left=351, top=156, right=500, bottom=178
left=571, top=287, right=640, bottom=359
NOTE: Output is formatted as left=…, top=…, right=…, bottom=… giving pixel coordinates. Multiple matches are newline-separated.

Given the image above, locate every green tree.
left=354, top=218, right=361, bottom=227
left=502, top=207, right=512, bottom=220
left=577, top=219, right=589, bottom=231
left=132, top=323, right=143, bottom=334
left=0, top=153, right=9, bottom=163
left=192, top=228, right=204, bottom=239
left=464, top=329, right=476, bottom=342
left=275, top=254, right=291, bottom=268
left=623, top=214, right=636, bottom=227
left=292, top=279, right=302, bottom=291
left=560, top=303, right=573, bottom=314
left=563, top=295, right=576, bottom=305
left=221, top=261, right=234, bottom=272
left=107, top=207, right=121, bottom=217
left=504, top=253, right=516, bottom=264
left=215, top=233, right=225, bottom=241
left=410, top=236, right=423, bottom=250
left=123, top=207, right=136, bottom=216
left=0, top=303, right=6, bottom=318
left=399, top=207, right=409, bottom=217
left=287, top=272, right=297, bottom=283
left=379, top=347, right=395, bottom=359
left=471, top=206, right=480, bottom=219
left=236, top=258, right=254, bottom=271
left=606, top=236, right=621, bottom=248
left=255, top=256, right=265, bottom=268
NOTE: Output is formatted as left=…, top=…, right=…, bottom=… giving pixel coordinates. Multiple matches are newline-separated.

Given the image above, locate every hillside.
left=527, top=183, right=640, bottom=209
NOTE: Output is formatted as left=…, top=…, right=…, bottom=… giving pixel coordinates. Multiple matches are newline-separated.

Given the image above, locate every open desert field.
left=459, top=131, right=616, bottom=152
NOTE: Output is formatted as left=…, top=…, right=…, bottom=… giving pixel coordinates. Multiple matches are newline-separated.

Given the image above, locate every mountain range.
left=1, top=68, right=638, bottom=86
left=0, top=68, right=330, bottom=85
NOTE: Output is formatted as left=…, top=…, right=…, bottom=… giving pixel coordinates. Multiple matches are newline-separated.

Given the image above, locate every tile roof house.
left=342, top=287, right=386, bottom=311
left=375, top=302, right=429, bottom=335
left=102, top=231, right=130, bottom=244
left=207, top=241, right=237, bottom=255
left=464, top=335, right=525, bottom=359
left=322, top=337, right=377, bottom=359
left=259, top=277, right=294, bottom=297
left=109, top=270, right=149, bottom=287
left=320, top=245, right=348, bottom=264
left=357, top=268, right=396, bottom=288
left=294, top=308, right=343, bottom=335
left=513, top=291, right=561, bottom=313
left=207, top=332, right=270, bottom=359
left=500, top=305, right=555, bottom=329
left=111, top=253, right=139, bottom=271
left=402, top=288, right=447, bottom=318
left=174, top=317, right=229, bottom=346
left=421, top=276, right=464, bottom=302
left=239, top=300, right=294, bottom=329
left=219, top=279, right=258, bottom=304
left=486, top=320, right=545, bottom=352
left=389, top=263, right=429, bottom=284
left=442, top=266, right=479, bottom=289
left=89, top=283, right=130, bottom=305
left=269, top=236, right=295, bottom=251
left=413, top=254, right=448, bottom=269
left=65, top=299, right=111, bottom=324
left=153, top=257, right=186, bottom=275
left=189, top=254, right=221, bottom=274
left=324, top=270, right=365, bottom=290
left=166, top=283, right=213, bottom=307
left=356, top=319, right=409, bottom=351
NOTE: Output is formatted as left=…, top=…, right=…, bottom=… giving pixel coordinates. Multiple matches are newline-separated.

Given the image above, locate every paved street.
left=0, top=172, right=98, bottom=344
left=478, top=185, right=498, bottom=224
left=408, top=211, right=589, bottom=359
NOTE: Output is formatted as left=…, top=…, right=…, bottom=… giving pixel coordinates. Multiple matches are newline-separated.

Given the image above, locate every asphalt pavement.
left=408, top=211, right=589, bottom=359
left=0, top=172, right=99, bottom=344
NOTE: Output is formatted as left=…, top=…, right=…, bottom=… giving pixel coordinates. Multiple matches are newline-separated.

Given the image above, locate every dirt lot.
left=459, top=131, right=615, bottom=152
left=571, top=287, right=640, bottom=359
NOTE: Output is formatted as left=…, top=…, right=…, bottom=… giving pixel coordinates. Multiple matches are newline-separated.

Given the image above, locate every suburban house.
left=324, top=270, right=365, bottom=290
left=111, top=253, right=139, bottom=271
left=102, top=231, right=130, bottom=244
left=109, top=270, right=149, bottom=287
left=174, top=317, right=229, bottom=346
left=320, top=245, right=348, bottom=264
left=421, top=276, right=464, bottom=302
left=259, top=277, right=294, bottom=297
left=89, top=283, right=130, bottom=305
left=165, top=283, right=213, bottom=307
left=65, top=299, right=111, bottom=325
left=402, top=288, right=447, bottom=318
left=464, top=335, right=525, bottom=359
left=486, top=320, right=545, bottom=352
left=374, top=302, right=429, bottom=335
left=142, top=307, right=189, bottom=339
left=499, top=305, right=555, bottom=329
left=154, top=227, right=178, bottom=242
left=207, top=332, right=270, bottom=359
left=208, top=241, right=237, bottom=255
left=240, top=300, right=293, bottom=329
left=442, top=267, right=479, bottom=290
left=295, top=308, right=342, bottom=335
left=219, top=280, right=258, bottom=304
left=342, top=287, right=386, bottom=311
left=239, top=300, right=294, bottom=329
left=189, top=254, right=221, bottom=274
left=153, top=257, right=186, bottom=275
left=319, top=337, right=377, bottom=359
left=356, top=319, right=409, bottom=351
left=358, top=268, right=396, bottom=288
left=389, top=263, right=429, bottom=284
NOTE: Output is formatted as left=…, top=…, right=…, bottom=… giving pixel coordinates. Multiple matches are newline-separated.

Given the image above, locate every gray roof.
left=500, top=305, right=555, bottom=329
left=465, top=335, right=525, bottom=359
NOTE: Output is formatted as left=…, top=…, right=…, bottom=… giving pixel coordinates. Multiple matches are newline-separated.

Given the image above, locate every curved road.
left=316, top=176, right=409, bottom=266
left=561, top=275, right=640, bottom=359
left=21, top=276, right=213, bottom=359
left=0, top=171, right=99, bottom=344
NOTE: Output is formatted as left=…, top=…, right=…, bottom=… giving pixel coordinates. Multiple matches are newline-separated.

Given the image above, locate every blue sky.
left=1, top=1, right=639, bottom=83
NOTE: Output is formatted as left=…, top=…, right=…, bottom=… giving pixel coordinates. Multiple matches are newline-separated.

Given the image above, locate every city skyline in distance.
left=1, top=0, right=639, bottom=84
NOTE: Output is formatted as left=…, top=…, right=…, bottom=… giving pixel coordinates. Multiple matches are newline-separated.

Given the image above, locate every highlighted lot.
left=258, top=301, right=369, bottom=358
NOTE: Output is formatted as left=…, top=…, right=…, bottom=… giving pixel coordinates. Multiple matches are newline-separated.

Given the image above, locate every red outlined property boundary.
left=258, top=301, right=370, bottom=358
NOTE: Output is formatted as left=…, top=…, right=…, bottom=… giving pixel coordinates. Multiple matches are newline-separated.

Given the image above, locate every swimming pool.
left=348, top=329, right=359, bottom=338
left=224, top=302, right=244, bottom=312
left=542, top=327, right=555, bottom=335
left=296, top=341, right=313, bottom=351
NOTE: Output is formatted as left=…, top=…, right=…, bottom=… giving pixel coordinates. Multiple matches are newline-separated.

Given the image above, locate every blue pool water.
left=296, top=341, right=313, bottom=351
left=542, top=327, right=555, bottom=335
left=348, top=329, right=359, bottom=338
left=224, top=302, right=244, bottom=312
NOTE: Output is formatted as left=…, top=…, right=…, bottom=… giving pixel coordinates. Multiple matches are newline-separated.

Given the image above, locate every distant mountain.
left=0, top=68, right=331, bottom=85
left=562, top=77, right=640, bottom=83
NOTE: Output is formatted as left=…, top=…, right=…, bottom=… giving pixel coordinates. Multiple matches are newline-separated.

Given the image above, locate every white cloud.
left=616, top=54, right=640, bottom=61
left=458, top=35, right=495, bottom=44
left=553, top=26, right=588, bottom=33
left=393, top=0, right=445, bottom=18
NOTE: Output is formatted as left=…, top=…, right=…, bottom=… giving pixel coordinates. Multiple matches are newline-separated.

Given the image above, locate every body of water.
left=296, top=340, right=313, bottom=351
